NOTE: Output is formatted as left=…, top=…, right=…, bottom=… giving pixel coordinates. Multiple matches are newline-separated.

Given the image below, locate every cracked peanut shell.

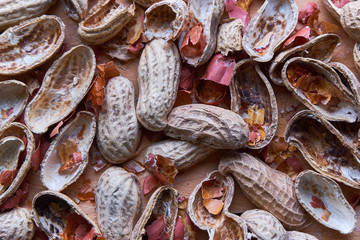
left=62, top=0, right=88, bottom=21
left=0, top=207, right=35, bottom=240
left=216, top=19, right=244, bottom=56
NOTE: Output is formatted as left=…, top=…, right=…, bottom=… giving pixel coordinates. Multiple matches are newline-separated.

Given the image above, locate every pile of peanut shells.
left=1, top=0, right=360, bottom=239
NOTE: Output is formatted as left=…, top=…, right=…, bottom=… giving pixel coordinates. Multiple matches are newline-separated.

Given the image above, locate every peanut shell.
left=62, top=0, right=88, bottom=21
left=96, top=167, right=141, bottom=240
left=219, top=152, right=308, bottom=230
left=353, top=42, right=360, bottom=74
left=134, top=0, right=161, bottom=7
left=285, top=231, right=318, bottom=240
left=0, top=0, right=55, bottom=31
left=340, top=1, right=360, bottom=41
left=0, top=15, right=65, bottom=76
left=164, top=104, right=249, bottom=149
left=0, top=208, right=35, bottom=240
left=144, top=139, right=217, bottom=170
left=97, top=76, right=141, bottom=164
left=136, top=38, right=181, bottom=131
left=24, top=45, right=96, bottom=134
left=216, top=19, right=244, bottom=56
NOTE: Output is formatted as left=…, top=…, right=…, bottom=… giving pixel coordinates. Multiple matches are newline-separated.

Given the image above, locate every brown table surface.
left=9, top=0, right=360, bottom=239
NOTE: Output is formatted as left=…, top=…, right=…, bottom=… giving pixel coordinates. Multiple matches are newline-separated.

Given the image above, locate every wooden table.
left=16, top=0, right=360, bottom=239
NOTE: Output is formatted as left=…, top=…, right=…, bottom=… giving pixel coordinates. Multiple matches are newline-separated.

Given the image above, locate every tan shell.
left=144, top=139, right=217, bottom=170
left=97, top=76, right=141, bottom=164
left=136, top=38, right=181, bottom=131
left=0, top=137, right=25, bottom=194
left=78, top=0, right=135, bottom=45
left=0, top=208, right=35, bottom=240
left=331, top=121, right=360, bottom=155
left=32, top=190, right=100, bottom=239
left=40, top=111, right=96, bottom=192
left=0, top=15, right=65, bottom=76
left=144, top=0, right=189, bottom=41
left=269, top=34, right=341, bottom=85
left=96, top=167, right=141, bottom=240
left=323, top=0, right=342, bottom=21
left=218, top=152, right=308, bottom=230
left=179, top=0, right=224, bottom=66
left=340, top=2, right=360, bottom=41
left=353, top=42, right=360, bottom=74
left=243, top=0, right=298, bottom=62
left=131, top=186, right=178, bottom=240
left=188, top=171, right=234, bottom=231
left=164, top=104, right=249, bottom=149
left=62, top=0, right=88, bottom=21
left=285, top=231, right=319, bottom=240
left=241, top=209, right=286, bottom=240
left=134, top=0, right=161, bottom=7
left=284, top=110, right=360, bottom=189
left=295, top=170, right=356, bottom=234
left=24, top=45, right=96, bottom=134
left=0, top=122, right=34, bottom=205
left=282, top=57, right=360, bottom=122
left=209, top=212, right=247, bottom=240
left=0, top=0, right=55, bottom=31
left=216, top=19, right=244, bottom=56
left=0, top=80, right=28, bottom=130
left=230, top=59, right=278, bottom=149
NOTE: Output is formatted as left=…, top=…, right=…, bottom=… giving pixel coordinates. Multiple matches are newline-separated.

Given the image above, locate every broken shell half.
left=282, top=57, right=359, bottom=122
left=353, top=42, right=360, bottom=74
left=78, top=0, right=135, bottom=45
left=0, top=207, right=35, bottom=239
left=323, top=0, right=342, bottom=21
left=285, top=110, right=360, bottom=189
left=31, top=190, right=101, bottom=239
left=295, top=170, right=356, bottom=234
left=269, top=33, right=341, bottom=85
left=216, top=19, right=244, bottom=56
left=62, top=0, right=88, bottom=21
left=134, top=0, right=161, bottom=7
left=219, top=151, right=308, bottom=230
left=243, top=0, right=298, bottom=62
left=188, top=171, right=234, bottom=231
left=131, top=186, right=178, bottom=240
left=0, top=80, right=28, bottom=131
left=331, top=121, right=360, bottom=155
left=24, top=45, right=96, bottom=134
left=241, top=209, right=286, bottom=240
left=0, top=136, right=25, bottom=195
left=208, top=212, right=247, bottom=240
left=179, top=0, right=224, bottom=66
left=285, top=231, right=318, bottom=240
left=144, top=0, right=189, bottom=41
left=40, top=111, right=96, bottom=192
left=230, top=59, right=278, bottom=149
left=144, top=139, right=217, bottom=171
left=0, top=122, right=34, bottom=205
left=0, top=15, right=65, bottom=76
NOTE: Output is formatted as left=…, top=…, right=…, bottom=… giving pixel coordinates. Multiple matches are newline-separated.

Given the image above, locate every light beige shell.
left=285, top=231, right=319, bottom=240
left=144, top=139, right=217, bottom=170
left=243, top=0, right=298, bottom=62
left=295, top=170, right=356, bottom=234
left=269, top=34, right=341, bottom=85
left=97, top=76, right=141, bottom=164
left=32, top=190, right=101, bottom=239
left=0, top=122, right=34, bottom=205
left=165, top=104, right=249, bottom=149
left=24, top=45, right=96, bottom=134
left=285, top=110, right=360, bottom=189
left=208, top=212, right=247, bottom=240
left=0, top=0, right=55, bottom=31
left=0, top=15, right=65, bottom=75
left=144, top=0, right=189, bottom=41
left=40, top=111, right=96, bottom=192
left=0, top=207, right=35, bottom=240
left=353, top=42, right=360, bottom=74
left=62, top=0, right=88, bottom=21
left=0, top=137, right=25, bottom=194
left=0, top=80, right=28, bottom=130
left=340, top=1, right=360, bottom=41
left=218, top=152, right=308, bottom=230
left=230, top=59, right=278, bottom=149
left=241, top=209, right=286, bottom=240
left=135, top=0, right=161, bottom=7
left=96, top=167, right=141, bottom=240
left=179, top=0, right=224, bottom=66
left=323, top=0, right=342, bottom=20
left=131, top=186, right=178, bottom=240
left=136, top=38, right=181, bottom=131
left=78, top=0, right=135, bottom=45
left=282, top=57, right=360, bottom=122
left=216, top=19, right=244, bottom=56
